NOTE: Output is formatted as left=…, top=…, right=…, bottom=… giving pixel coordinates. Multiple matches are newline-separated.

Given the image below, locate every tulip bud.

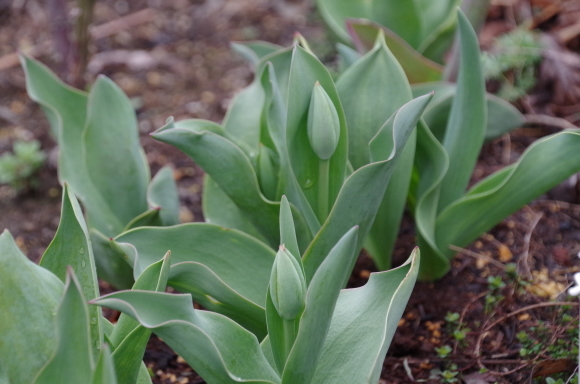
left=269, top=246, right=307, bottom=320
left=307, top=82, right=340, bottom=160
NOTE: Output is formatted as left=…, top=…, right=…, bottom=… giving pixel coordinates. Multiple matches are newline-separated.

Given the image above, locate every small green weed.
left=481, top=27, right=543, bottom=101
left=0, top=140, right=46, bottom=190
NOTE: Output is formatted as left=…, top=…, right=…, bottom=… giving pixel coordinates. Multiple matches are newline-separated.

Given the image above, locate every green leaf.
left=123, top=208, right=162, bottom=231
left=21, top=56, right=151, bottom=240
left=336, top=43, right=362, bottom=72
left=92, top=292, right=280, bottom=384
left=169, top=261, right=268, bottom=339
left=40, top=184, right=102, bottom=359
left=345, top=20, right=442, bottom=83
left=83, top=76, right=150, bottom=235
left=222, top=75, right=266, bottom=157
left=202, top=175, right=269, bottom=243
left=411, top=82, right=524, bottom=141
left=336, top=32, right=416, bottom=271
left=282, top=227, right=358, bottom=384
left=413, top=120, right=450, bottom=281
left=279, top=196, right=300, bottom=260
left=302, top=93, right=433, bottom=281
left=147, top=166, right=180, bottom=226
left=436, top=131, right=580, bottom=265
left=114, top=224, right=276, bottom=336
left=34, top=269, right=94, bottom=384
left=90, top=229, right=135, bottom=289
left=310, top=249, right=419, bottom=383
left=108, top=253, right=170, bottom=384
left=0, top=230, right=63, bottom=384
left=152, top=119, right=280, bottom=247
left=437, top=10, right=487, bottom=211
left=231, top=41, right=284, bottom=69
left=337, top=31, right=412, bottom=170
left=91, top=344, right=117, bottom=384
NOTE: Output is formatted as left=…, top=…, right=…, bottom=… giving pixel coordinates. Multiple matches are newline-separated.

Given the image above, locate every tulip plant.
left=0, top=185, right=161, bottom=384
left=21, top=56, right=180, bottom=289
left=187, top=11, right=580, bottom=281
left=92, top=197, right=419, bottom=384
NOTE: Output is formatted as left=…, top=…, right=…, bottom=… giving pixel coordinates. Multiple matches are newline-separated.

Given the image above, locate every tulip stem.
left=282, top=318, right=298, bottom=364
left=318, top=159, right=330, bottom=222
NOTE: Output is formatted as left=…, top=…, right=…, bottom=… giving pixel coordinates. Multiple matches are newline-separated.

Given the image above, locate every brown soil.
left=1, top=1, right=580, bottom=383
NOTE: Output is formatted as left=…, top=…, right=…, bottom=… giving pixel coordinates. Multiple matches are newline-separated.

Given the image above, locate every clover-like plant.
left=21, top=56, right=180, bottom=288
left=92, top=197, right=420, bottom=384
left=0, top=184, right=169, bottom=383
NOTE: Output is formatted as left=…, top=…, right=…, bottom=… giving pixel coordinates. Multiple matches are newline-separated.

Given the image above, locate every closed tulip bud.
left=269, top=246, right=307, bottom=320
left=307, top=82, right=340, bottom=160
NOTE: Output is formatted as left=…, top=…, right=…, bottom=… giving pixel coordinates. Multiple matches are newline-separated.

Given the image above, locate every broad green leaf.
left=336, top=31, right=414, bottom=271
left=302, top=93, right=433, bottom=281
left=345, top=20, right=442, bottom=83
left=310, top=249, right=419, bottom=383
left=91, top=344, right=117, bottom=384
left=34, top=269, right=94, bottom=384
left=21, top=56, right=151, bottom=241
left=435, top=131, right=580, bottom=265
left=109, top=253, right=170, bottom=384
left=314, top=0, right=371, bottom=43
left=370, top=1, right=422, bottom=48
left=202, top=175, right=269, bottom=243
left=123, top=208, right=162, bottom=231
left=114, top=224, right=276, bottom=334
left=232, top=41, right=284, bottom=68
left=413, top=120, right=450, bottom=281
left=416, top=0, right=459, bottom=62
left=282, top=227, right=359, bottom=384
left=336, top=31, right=412, bottom=170
left=411, top=82, right=524, bottom=141
left=40, top=184, right=102, bottom=359
left=0, top=231, right=63, bottom=384
left=437, top=10, right=487, bottom=211
left=285, top=45, right=348, bottom=218
left=92, top=292, right=280, bottom=384
left=222, top=75, right=266, bottom=157
left=152, top=119, right=280, bottom=247
left=169, top=261, right=268, bottom=338
left=90, top=229, right=135, bottom=289
left=147, top=166, right=180, bottom=226
left=336, top=43, right=362, bottom=72
left=83, top=76, right=150, bottom=235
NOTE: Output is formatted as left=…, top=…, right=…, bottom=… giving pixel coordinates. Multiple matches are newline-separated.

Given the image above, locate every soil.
left=1, top=1, right=580, bottom=383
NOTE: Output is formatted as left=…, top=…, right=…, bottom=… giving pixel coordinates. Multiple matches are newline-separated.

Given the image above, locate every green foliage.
left=314, top=0, right=459, bottom=67
left=0, top=185, right=155, bottom=384
left=93, top=197, right=420, bottom=384
left=435, top=345, right=453, bottom=358
left=21, top=55, right=180, bottom=288
left=481, top=28, right=543, bottom=101
left=0, top=139, right=45, bottom=190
